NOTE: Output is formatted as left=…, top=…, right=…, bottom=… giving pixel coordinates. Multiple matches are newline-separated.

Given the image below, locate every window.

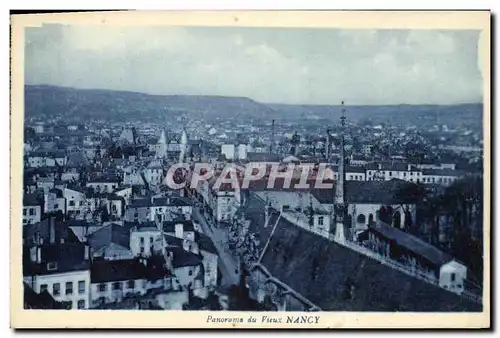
left=389, top=172, right=392, bottom=177
left=79, top=201, right=83, bottom=206
left=29, top=208, right=35, bottom=216
left=128, top=280, right=135, bottom=289
left=140, top=237, right=144, bottom=244
left=54, top=204, right=59, bottom=209
left=69, top=200, right=75, bottom=207
left=23, top=209, right=27, bottom=216
left=65, top=282, right=73, bottom=295
left=113, top=282, right=121, bottom=291
left=47, top=262, right=58, bottom=271
left=403, top=172, right=406, bottom=177
left=450, top=273, right=456, bottom=282
left=98, top=283, right=107, bottom=292
left=78, top=281, right=85, bottom=294
left=149, top=237, right=154, bottom=244
left=188, top=270, right=193, bottom=276
left=317, top=216, right=324, bottom=226
left=40, top=284, right=48, bottom=293
left=53, top=283, right=60, bottom=296
left=140, top=247, right=145, bottom=254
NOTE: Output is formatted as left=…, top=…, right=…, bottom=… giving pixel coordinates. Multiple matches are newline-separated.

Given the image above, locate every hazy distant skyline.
left=25, top=25, right=483, bottom=105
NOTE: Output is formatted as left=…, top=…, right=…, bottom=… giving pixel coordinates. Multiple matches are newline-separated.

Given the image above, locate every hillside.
left=268, top=103, right=483, bottom=130
left=24, top=85, right=482, bottom=130
left=24, top=85, right=279, bottom=122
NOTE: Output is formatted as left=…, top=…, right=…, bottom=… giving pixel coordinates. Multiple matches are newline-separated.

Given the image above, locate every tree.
left=393, top=182, right=428, bottom=232
left=378, top=206, right=394, bottom=225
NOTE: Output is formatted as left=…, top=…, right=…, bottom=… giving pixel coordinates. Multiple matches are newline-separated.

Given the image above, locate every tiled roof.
left=90, top=259, right=147, bottom=283
left=168, top=247, right=203, bottom=269
left=246, top=152, right=281, bottom=162
left=422, top=168, right=465, bottom=177
left=370, top=221, right=452, bottom=267
left=23, top=193, right=43, bottom=206
left=196, top=232, right=218, bottom=255
left=311, top=179, right=418, bottom=205
left=23, top=243, right=90, bottom=276
left=164, top=234, right=184, bottom=248
left=88, top=223, right=131, bottom=251
left=130, top=198, right=152, bottom=208
left=162, top=220, right=195, bottom=233
left=258, top=220, right=480, bottom=312
left=23, top=218, right=80, bottom=245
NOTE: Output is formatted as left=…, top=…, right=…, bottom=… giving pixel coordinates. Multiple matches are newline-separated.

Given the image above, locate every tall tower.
left=270, top=119, right=275, bottom=153
left=325, top=127, right=331, bottom=160
left=179, top=128, right=189, bottom=163
left=334, top=101, right=347, bottom=243
left=156, top=128, right=168, bottom=159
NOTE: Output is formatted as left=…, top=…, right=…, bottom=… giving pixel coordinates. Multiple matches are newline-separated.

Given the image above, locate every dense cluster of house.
left=22, top=121, right=481, bottom=312
left=22, top=126, right=220, bottom=310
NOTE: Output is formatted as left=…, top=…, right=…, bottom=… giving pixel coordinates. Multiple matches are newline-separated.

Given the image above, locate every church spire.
left=334, top=101, right=347, bottom=243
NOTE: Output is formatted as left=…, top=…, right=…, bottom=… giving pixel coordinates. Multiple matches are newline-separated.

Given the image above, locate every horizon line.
left=24, top=83, right=484, bottom=107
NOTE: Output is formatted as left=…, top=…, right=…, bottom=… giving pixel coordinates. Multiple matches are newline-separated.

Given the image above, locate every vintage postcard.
left=10, top=11, right=490, bottom=329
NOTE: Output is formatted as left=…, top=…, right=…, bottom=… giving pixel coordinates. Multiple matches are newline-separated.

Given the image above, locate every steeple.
left=158, top=128, right=167, bottom=145
left=334, top=101, right=347, bottom=243
left=325, top=127, right=331, bottom=160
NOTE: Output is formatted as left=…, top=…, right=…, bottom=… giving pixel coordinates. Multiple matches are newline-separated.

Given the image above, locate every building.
left=23, top=219, right=91, bottom=309
left=130, top=223, right=162, bottom=257
left=23, top=194, right=43, bottom=225
left=248, top=217, right=479, bottom=311
left=367, top=221, right=468, bottom=295
left=86, top=176, right=120, bottom=194
left=421, top=169, right=465, bottom=186
left=87, top=223, right=133, bottom=261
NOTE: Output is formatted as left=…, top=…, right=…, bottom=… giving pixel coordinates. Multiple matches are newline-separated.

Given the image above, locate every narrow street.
left=192, top=206, right=239, bottom=286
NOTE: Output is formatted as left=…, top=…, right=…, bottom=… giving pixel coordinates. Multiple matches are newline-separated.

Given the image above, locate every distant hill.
left=268, top=103, right=483, bottom=129
left=24, top=85, right=482, bottom=129
left=24, top=85, right=280, bottom=122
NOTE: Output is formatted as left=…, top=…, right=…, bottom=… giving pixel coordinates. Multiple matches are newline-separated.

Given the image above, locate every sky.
left=24, top=25, right=483, bottom=105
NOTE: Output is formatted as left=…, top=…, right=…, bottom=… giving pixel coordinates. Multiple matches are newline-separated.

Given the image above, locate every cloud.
left=24, top=26, right=482, bottom=105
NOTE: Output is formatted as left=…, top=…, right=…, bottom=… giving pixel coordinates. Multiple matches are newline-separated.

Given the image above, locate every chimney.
left=49, top=217, right=56, bottom=244
left=174, top=223, right=184, bottom=239
left=84, top=243, right=90, bottom=261
left=30, top=246, right=42, bottom=264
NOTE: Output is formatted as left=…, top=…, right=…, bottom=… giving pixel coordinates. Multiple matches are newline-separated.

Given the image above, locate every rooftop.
left=257, top=219, right=481, bottom=312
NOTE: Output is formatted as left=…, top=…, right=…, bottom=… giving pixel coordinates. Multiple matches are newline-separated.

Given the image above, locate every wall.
left=130, top=230, right=162, bottom=257
left=23, top=205, right=42, bottom=225
left=172, top=265, right=201, bottom=290
left=28, top=269, right=91, bottom=309
left=64, top=188, right=87, bottom=219
left=86, top=182, right=119, bottom=194
left=90, top=278, right=146, bottom=306
left=201, top=250, right=218, bottom=287
left=439, top=261, right=467, bottom=294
